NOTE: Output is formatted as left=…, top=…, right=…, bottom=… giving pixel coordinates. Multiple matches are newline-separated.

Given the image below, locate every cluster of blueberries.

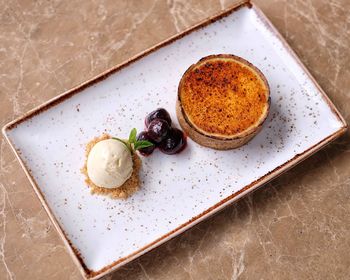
left=137, top=108, right=186, bottom=155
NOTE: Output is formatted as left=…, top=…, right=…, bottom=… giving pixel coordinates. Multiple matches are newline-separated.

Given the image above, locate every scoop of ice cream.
left=87, top=139, right=133, bottom=189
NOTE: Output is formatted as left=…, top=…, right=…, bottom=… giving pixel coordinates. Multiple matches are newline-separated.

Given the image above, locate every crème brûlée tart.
left=176, top=54, right=270, bottom=150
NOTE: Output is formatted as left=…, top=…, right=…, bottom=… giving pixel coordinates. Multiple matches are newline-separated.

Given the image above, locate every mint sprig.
left=113, top=128, right=154, bottom=154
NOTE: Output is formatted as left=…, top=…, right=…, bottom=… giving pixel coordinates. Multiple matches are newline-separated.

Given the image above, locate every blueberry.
left=159, top=128, right=186, bottom=155
left=147, top=119, right=170, bottom=143
left=136, top=131, right=156, bottom=156
left=145, top=108, right=172, bottom=127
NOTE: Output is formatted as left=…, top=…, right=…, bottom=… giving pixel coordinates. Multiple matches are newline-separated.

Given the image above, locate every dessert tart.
left=177, top=54, right=270, bottom=150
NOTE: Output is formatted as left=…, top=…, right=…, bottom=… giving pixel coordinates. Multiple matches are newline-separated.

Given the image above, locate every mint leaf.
left=112, top=137, right=127, bottom=145
left=134, top=140, right=154, bottom=151
left=112, top=137, right=132, bottom=152
left=113, top=129, right=153, bottom=154
left=129, top=128, right=137, bottom=144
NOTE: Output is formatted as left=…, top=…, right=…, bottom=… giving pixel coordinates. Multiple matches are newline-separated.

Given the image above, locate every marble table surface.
left=1, top=0, right=349, bottom=279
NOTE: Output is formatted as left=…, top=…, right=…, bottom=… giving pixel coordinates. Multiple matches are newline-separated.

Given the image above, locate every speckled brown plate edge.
left=1, top=1, right=347, bottom=279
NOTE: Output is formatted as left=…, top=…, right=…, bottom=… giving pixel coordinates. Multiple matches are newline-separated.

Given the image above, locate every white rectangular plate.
left=3, top=2, right=347, bottom=279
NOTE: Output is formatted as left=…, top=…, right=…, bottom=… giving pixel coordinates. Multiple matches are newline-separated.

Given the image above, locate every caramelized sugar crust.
left=179, top=55, right=269, bottom=137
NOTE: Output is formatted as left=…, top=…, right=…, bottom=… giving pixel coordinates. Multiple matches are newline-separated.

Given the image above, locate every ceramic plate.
left=2, top=1, right=347, bottom=279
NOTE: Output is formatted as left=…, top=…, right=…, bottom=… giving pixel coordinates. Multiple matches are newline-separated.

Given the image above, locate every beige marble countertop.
left=1, top=0, right=350, bottom=279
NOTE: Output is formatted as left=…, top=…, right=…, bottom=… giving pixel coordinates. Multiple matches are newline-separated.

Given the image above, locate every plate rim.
left=2, top=1, right=347, bottom=279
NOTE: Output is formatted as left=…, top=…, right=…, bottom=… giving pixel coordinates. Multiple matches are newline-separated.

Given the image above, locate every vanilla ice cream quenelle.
left=86, top=139, right=133, bottom=189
